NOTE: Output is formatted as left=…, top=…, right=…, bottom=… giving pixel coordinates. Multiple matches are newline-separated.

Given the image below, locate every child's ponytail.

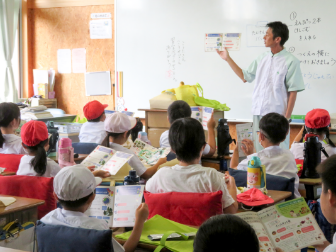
left=0, top=103, right=20, bottom=148
left=28, top=140, right=48, bottom=176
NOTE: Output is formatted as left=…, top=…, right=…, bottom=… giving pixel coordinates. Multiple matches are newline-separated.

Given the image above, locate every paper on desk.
left=0, top=197, right=16, bottom=207
left=57, top=49, right=72, bottom=73
left=236, top=123, right=253, bottom=157
left=72, top=48, right=86, bottom=73
left=33, top=69, right=49, bottom=85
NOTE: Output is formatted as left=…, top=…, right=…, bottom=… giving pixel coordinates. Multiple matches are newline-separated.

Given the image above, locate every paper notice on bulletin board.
left=90, top=19, right=112, bottom=39
left=72, top=48, right=86, bottom=73
left=57, top=49, right=72, bottom=73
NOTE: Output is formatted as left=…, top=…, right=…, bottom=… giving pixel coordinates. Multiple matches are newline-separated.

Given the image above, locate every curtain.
left=0, top=0, right=20, bottom=103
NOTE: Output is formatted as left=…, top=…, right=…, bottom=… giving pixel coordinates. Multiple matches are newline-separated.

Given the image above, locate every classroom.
left=0, top=0, right=336, bottom=251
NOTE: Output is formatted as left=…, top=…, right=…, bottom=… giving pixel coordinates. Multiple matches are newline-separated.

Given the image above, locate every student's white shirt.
left=146, top=164, right=235, bottom=209
left=290, top=141, right=336, bottom=162
left=17, top=155, right=61, bottom=177
left=160, top=130, right=211, bottom=155
left=237, top=146, right=300, bottom=198
left=109, top=142, right=147, bottom=176
left=324, top=233, right=336, bottom=252
left=79, top=122, right=107, bottom=144
left=41, top=208, right=124, bottom=252
left=0, top=134, right=26, bottom=154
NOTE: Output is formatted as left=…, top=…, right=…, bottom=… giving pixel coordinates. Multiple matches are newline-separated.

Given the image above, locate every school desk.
left=299, top=178, right=322, bottom=201
left=0, top=195, right=44, bottom=229
left=50, top=154, right=88, bottom=164
left=0, top=248, right=29, bottom=252
left=201, top=153, right=232, bottom=171
left=138, top=108, right=224, bottom=148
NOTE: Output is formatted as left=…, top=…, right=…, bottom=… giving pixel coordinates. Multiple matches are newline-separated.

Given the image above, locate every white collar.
left=61, top=209, right=86, bottom=217
left=2, top=134, right=20, bottom=143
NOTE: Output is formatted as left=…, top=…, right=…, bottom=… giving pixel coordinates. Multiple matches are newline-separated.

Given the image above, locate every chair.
left=229, top=168, right=295, bottom=200
left=0, top=154, right=24, bottom=173
left=144, top=191, right=223, bottom=226
left=36, top=221, right=114, bottom=252
left=0, top=176, right=56, bottom=219
left=72, top=142, right=98, bottom=154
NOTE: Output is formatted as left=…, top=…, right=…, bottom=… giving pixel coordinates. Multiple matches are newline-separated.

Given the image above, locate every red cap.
left=237, top=188, right=274, bottom=207
left=21, top=121, right=49, bottom=146
left=305, top=109, right=330, bottom=129
left=83, top=100, right=108, bottom=120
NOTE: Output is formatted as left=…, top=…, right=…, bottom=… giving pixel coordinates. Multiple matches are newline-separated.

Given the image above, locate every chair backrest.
left=0, top=154, right=24, bottom=173
left=36, top=221, right=113, bottom=252
left=229, top=168, right=295, bottom=200
left=72, top=142, right=99, bottom=154
left=144, top=191, right=223, bottom=226
left=0, top=176, right=56, bottom=219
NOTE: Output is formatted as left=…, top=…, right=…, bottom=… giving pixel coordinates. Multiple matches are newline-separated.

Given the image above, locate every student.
left=231, top=113, right=300, bottom=198
left=194, top=214, right=284, bottom=252
left=103, top=112, right=167, bottom=180
left=79, top=100, right=108, bottom=144
left=290, top=109, right=336, bottom=161
left=146, top=117, right=238, bottom=214
left=0, top=102, right=26, bottom=154
left=41, top=165, right=148, bottom=252
left=17, top=120, right=60, bottom=177
left=159, top=100, right=216, bottom=158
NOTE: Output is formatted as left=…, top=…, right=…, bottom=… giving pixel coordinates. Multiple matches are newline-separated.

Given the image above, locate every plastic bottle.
left=58, top=138, right=75, bottom=168
left=138, top=131, right=151, bottom=145
left=124, top=170, right=140, bottom=185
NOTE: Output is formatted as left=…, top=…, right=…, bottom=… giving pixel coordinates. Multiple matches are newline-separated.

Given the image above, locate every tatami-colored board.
left=28, top=0, right=114, bottom=9
left=27, top=5, right=115, bottom=116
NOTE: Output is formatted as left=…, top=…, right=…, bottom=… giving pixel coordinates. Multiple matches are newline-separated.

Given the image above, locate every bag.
left=150, top=92, right=177, bottom=109
left=0, top=220, right=35, bottom=252
left=164, top=82, right=199, bottom=106
left=116, top=215, right=197, bottom=252
left=194, top=83, right=230, bottom=111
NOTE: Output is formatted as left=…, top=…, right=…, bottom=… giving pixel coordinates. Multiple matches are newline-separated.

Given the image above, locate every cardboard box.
left=148, top=128, right=167, bottom=148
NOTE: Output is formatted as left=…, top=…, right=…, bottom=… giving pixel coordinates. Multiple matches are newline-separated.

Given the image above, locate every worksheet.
left=130, top=139, right=170, bottom=165
left=223, top=33, right=241, bottom=51
left=190, top=106, right=214, bottom=130
left=204, top=33, right=223, bottom=52
left=236, top=123, right=253, bottom=157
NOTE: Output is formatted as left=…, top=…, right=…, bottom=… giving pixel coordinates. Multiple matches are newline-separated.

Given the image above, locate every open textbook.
left=130, top=139, right=171, bottom=165
left=85, top=185, right=144, bottom=227
left=81, top=146, right=133, bottom=175
left=191, top=106, right=214, bottom=130
left=236, top=122, right=253, bottom=157
left=236, top=198, right=326, bottom=252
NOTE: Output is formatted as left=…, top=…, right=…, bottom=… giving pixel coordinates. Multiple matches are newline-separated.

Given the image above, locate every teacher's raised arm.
left=217, top=21, right=305, bottom=151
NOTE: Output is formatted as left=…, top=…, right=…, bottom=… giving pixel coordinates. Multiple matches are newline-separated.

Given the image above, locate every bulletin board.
left=28, top=4, right=114, bottom=117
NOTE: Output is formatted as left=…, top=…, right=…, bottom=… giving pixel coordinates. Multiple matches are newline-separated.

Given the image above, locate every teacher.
left=217, top=21, right=305, bottom=151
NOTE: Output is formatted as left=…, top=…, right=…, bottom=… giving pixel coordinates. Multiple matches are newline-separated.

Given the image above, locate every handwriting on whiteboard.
left=166, top=37, right=186, bottom=81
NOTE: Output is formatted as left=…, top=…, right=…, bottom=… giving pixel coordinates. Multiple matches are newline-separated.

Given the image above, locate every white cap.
left=104, top=112, right=136, bottom=133
left=54, top=165, right=102, bottom=201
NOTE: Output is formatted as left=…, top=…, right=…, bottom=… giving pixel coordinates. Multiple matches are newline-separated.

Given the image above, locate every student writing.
left=0, top=102, right=26, bottom=154
left=79, top=100, right=108, bottom=144
left=290, top=109, right=336, bottom=161
left=102, top=112, right=166, bottom=180
left=41, top=165, right=148, bottom=252
left=17, top=120, right=60, bottom=177
left=146, top=117, right=238, bottom=214
left=160, top=100, right=216, bottom=158
left=231, top=113, right=300, bottom=198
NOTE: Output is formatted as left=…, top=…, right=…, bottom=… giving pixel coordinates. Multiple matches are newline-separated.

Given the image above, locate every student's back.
left=79, top=100, right=108, bottom=144
left=0, top=102, right=26, bottom=154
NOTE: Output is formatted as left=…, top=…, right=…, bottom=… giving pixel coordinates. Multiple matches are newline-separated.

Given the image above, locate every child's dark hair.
left=58, top=192, right=94, bottom=209
left=266, top=21, right=289, bottom=46
left=169, top=118, right=206, bottom=163
left=130, top=118, right=143, bottom=142
left=193, top=214, right=259, bottom=252
left=259, top=113, right=289, bottom=144
left=299, top=126, right=335, bottom=148
left=317, top=155, right=336, bottom=194
left=101, top=131, right=131, bottom=147
left=167, top=100, right=191, bottom=124
left=23, top=139, right=48, bottom=176
left=0, top=102, right=20, bottom=148
left=88, top=112, right=105, bottom=122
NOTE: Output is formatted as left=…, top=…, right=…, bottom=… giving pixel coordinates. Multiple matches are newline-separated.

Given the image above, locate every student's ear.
left=21, top=143, right=27, bottom=150
left=53, top=192, right=60, bottom=202
left=10, top=118, right=20, bottom=129
left=328, top=189, right=336, bottom=207
left=100, top=113, right=106, bottom=122
left=88, top=193, right=96, bottom=204
left=123, top=131, right=128, bottom=139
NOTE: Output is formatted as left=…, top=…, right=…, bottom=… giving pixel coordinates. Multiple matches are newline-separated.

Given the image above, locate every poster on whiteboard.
left=90, top=19, right=112, bottom=39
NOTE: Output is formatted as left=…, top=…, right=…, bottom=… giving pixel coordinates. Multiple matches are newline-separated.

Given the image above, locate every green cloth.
left=194, top=83, right=230, bottom=111
left=115, top=215, right=198, bottom=252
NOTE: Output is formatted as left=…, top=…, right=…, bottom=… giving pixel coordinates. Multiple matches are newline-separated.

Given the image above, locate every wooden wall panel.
left=28, top=0, right=114, bottom=9
left=28, top=5, right=114, bottom=117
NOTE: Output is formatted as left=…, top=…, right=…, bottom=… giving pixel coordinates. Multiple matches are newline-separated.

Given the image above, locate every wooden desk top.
left=139, top=108, right=224, bottom=113
left=0, top=195, right=45, bottom=216
left=267, top=190, right=292, bottom=204
left=0, top=248, right=29, bottom=252
left=50, top=154, right=88, bottom=163
left=299, top=177, right=322, bottom=185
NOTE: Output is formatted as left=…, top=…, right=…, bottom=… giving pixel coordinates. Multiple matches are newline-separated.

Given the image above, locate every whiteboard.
left=85, top=71, right=111, bottom=96
left=116, top=0, right=336, bottom=119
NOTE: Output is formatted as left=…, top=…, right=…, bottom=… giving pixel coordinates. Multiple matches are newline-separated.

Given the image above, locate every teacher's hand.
left=216, top=48, right=230, bottom=61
